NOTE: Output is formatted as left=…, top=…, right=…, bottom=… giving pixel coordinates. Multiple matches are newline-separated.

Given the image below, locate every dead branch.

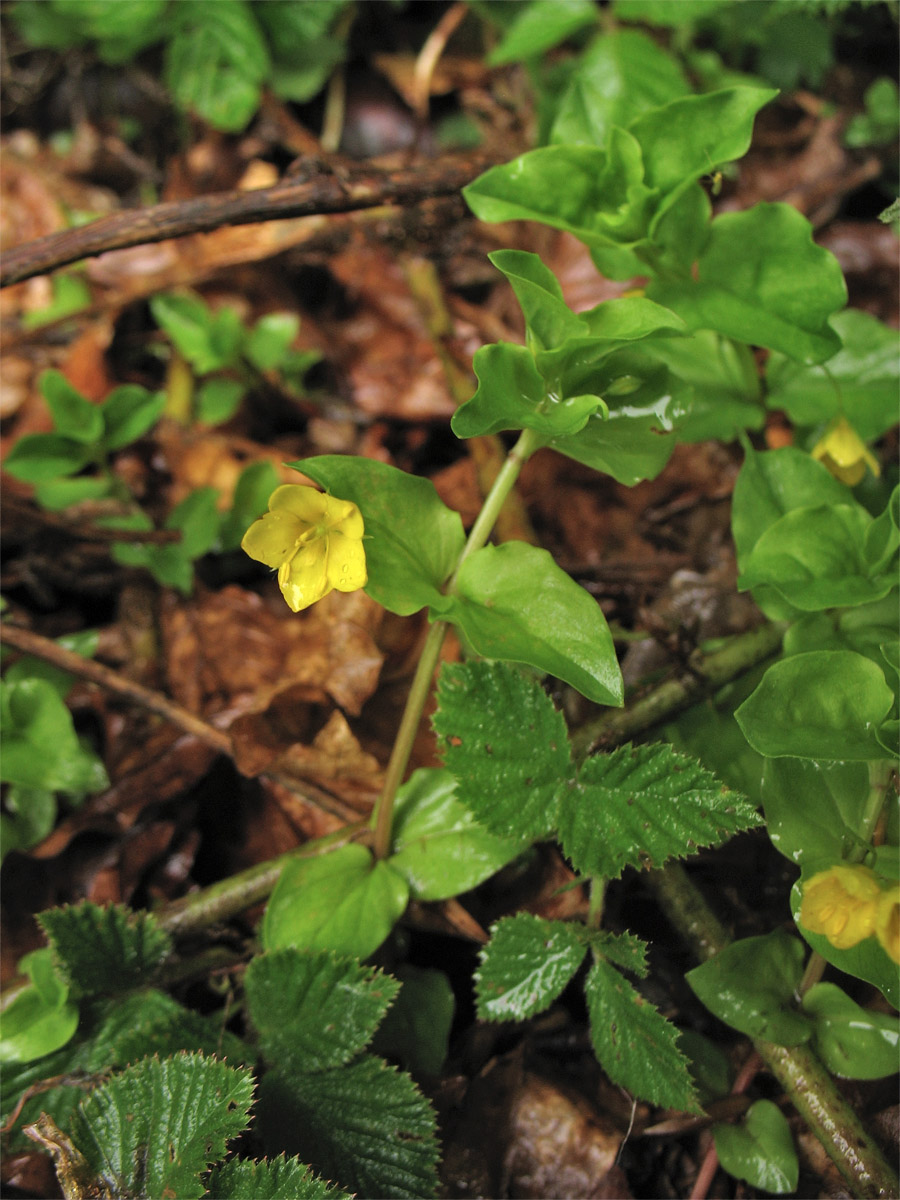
left=0, top=151, right=502, bottom=287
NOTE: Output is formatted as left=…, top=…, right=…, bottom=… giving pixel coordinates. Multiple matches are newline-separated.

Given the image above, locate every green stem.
left=648, top=864, right=899, bottom=1199
left=370, top=427, right=542, bottom=860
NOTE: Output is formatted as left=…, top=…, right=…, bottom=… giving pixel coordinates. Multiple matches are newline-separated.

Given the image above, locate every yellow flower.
left=811, top=416, right=881, bottom=486
left=241, top=484, right=367, bottom=612
left=875, top=885, right=900, bottom=964
left=800, top=864, right=881, bottom=949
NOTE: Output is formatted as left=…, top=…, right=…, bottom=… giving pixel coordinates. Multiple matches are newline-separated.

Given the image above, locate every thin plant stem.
left=371, top=427, right=542, bottom=859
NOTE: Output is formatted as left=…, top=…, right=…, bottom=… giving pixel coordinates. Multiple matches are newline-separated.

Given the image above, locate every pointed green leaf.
left=449, top=542, right=623, bottom=706
left=585, top=958, right=699, bottom=1111
left=71, top=1054, right=254, bottom=1200
left=802, top=982, right=899, bottom=1080
left=433, top=661, right=572, bottom=840
left=39, top=370, right=104, bottom=444
left=486, top=250, right=588, bottom=352
left=150, top=291, right=234, bottom=372
left=714, top=1100, right=799, bottom=1195
left=263, top=844, right=409, bottom=960
left=208, top=1155, right=352, bottom=1200
left=475, top=914, right=586, bottom=1021
left=37, top=902, right=172, bottom=998
left=486, top=0, right=597, bottom=64
left=686, top=930, right=812, bottom=1046
left=245, top=312, right=301, bottom=371
left=560, top=743, right=760, bottom=879
left=2, top=433, right=93, bottom=482
left=736, top=651, right=895, bottom=760
left=649, top=203, right=846, bottom=362
left=101, top=384, right=165, bottom=450
left=245, top=948, right=400, bottom=1073
left=259, top=1055, right=439, bottom=1200
left=388, top=767, right=526, bottom=901
left=766, top=309, right=900, bottom=439
left=291, top=456, right=465, bottom=616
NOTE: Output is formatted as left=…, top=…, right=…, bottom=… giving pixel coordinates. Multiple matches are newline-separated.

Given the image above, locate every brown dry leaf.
left=152, top=423, right=304, bottom=510
left=373, top=53, right=490, bottom=109
left=325, top=244, right=457, bottom=418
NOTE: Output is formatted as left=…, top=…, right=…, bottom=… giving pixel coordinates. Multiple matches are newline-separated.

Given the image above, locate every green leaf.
left=2, top=433, right=93, bottom=482
left=0, top=678, right=109, bottom=793
left=245, top=948, right=400, bottom=1073
left=550, top=29, right=690, bottom=147
left=739, top=503, right=893, bottom=611
left=150, top=291, right=241, bottom=373
left=38, top=370, right=104, bottom=444
left=486, top=0, right=596, bottom=64
left=259, top=1055, right=439, bottom=1200
left=30, top=0, right=166, bottom=62
left=245, top=312, right=300, bottom=371
left=21, top=272, right=91, bottom=330
left=369, top=965, right=455, bottom=1077
left=291, top=456, right=465, bottom=616
left=4, top=629, right=98, bottom=701
left=736, top=651, right=895, bottom=760
left=783, top=592, right=900, bottom=667
left=388, top=767, right=526, bottom=901
left=762, top=757, right=872, bottom=868
left=219, top=460, right=281, bottom=552
left=613, top=0, right=732, bottom=26
left=165, top=0, right=269, bottom=132
left=196, top=377, right=245, bottom=425
left=560, top=743, right=760, bottom=879
left=766, top=309, right=900, bottom=439
left=167, top=486, right=221, bottom=558
left=0, top=786, right=58, bottom=860
left=263, top=844, right=409, bottom=961
left=71, top=1054, right=254, bottom=1200
left=686, top=930, right=812, bottom=1045
left=802, top=982, right=899, bottom=1080
left=585, top=958, right=699, bottom=1111
left=33, top=475, right=114, bottom=510
left=486, top=249, right=588, bottom=353
left=258, top=0, right=351, bottom=104
left=433, top=661, right=572, bottom=841
left=0, top=983, right=78, bottom=1064
left=208, top=1155, right=352, bottom=1200
left=649, top=203, right=847, bottom=362
left=790, top=879, right=898, bottom=1009
left=864, top=485, right=900, bottom=577
left=453, top=343, right=604, bottom=440
left=713, top=1100, right=799, bottom=1195
left=475, top=914, right=586, bottom=1021
left=449, top=542, right=623, bottom=706
left=38, top=902, right=172, bottom=998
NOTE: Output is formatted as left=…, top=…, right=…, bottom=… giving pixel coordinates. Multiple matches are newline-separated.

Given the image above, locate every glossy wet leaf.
left=736, top=651, right=895, bottom=760
left=686, top=930, right=812, bottom=1045
left=0, top=985, right=78, bottom=1064
left=802, top=982, right=899, bottom=1079
left=586, top=958, right=699, bottom=1111
left=433, top=661, right=572, bottom=841
left=388, top=767, right=527, bottom=901
left=559, top=743, right=760, bottom=880
left=713, top=1100, right=799, bottom=1195
left=263, top=844, right=409, bottom=961
left=245, top=948, right=399, bottom=1073
left=475, top=914, right=586, bottom=1021
left=761, top=757, right=872, bottom=868
left=449, top=542, right=623, bottom=706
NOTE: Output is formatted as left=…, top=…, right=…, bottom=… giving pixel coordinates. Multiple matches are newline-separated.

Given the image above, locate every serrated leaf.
left=713, top=1099, right=799, bottom=1194
left=802, top=982, right=899, bottom=1080
left=649, top=203, right=846, bottom=362
left=245, top=948, right=400, bottom=1073
left=450, top=542, right=623, bottom=706
left=686, top=930, right=812, bottom=1046
left=559, top=744, right=760, bottom=879
left=585, top=958, right=699, bottom=1111
left=207, top=1154, right=352, bottom=1200
left=735, top=651, right=895, bottom=760
left=71, top=1054, right=254, bottom=1200
left=259, top=1055, right=439, bottom=1200
left=263, top=844, right=409, bottom=961
left=291, top=456, right=465, bottom=616
left=388, top=767, right=526, bottom=901
left=38, top=902, right=172, bottom=998
left=590, top=930, right=649, bottom=978
left=433, top=661, right=572, bottom=840
left=475, top=914, right=586, bottom=1021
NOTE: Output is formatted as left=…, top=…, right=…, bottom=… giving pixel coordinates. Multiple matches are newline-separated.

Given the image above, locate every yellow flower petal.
left=268, top=484, right=330, bottom=523
left=278, top=537, right=331, bottom=612
left=326, top=530, right=368, bottom=592
left=241, top=510, right=305, bottom=569
left=811, top=417, right=880, bottom=486
left=320, top=493, right=365, bottom=538
left=800, top=865, right=881, bottom=950
left=875, top=886, right=900, bottom=964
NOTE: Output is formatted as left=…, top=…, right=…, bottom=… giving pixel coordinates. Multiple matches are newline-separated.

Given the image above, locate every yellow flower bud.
left=875, top=885, right=900, bottom=964
left=241, top=484, right=367, bottom=613
left=800, top=864, right=880, bottom=949
left=811, top=416, right=881, bottom=486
